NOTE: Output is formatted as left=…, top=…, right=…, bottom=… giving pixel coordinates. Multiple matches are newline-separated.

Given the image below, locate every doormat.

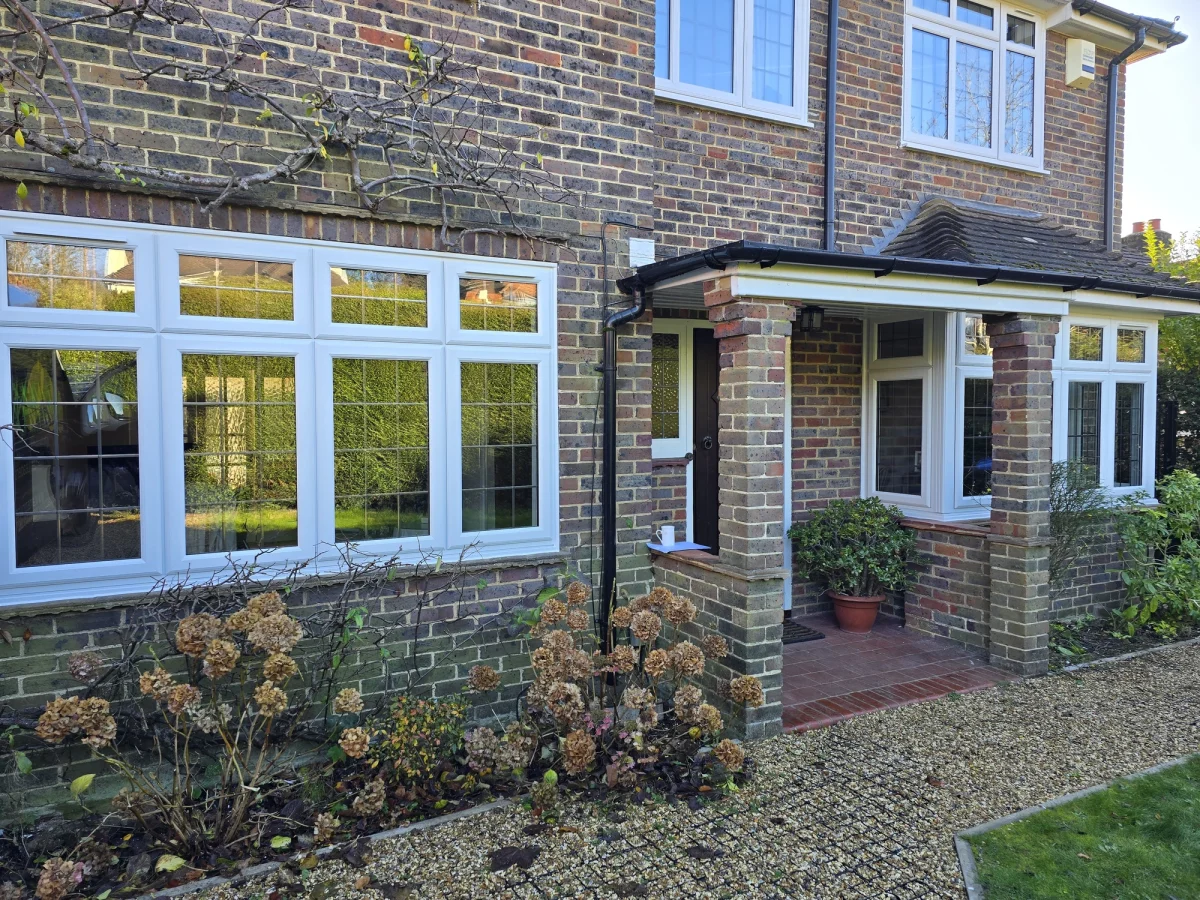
left=782, top=620, right=825, bottom=645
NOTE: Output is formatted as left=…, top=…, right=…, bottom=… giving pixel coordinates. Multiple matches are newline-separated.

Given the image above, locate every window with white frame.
left=0, top=213, right=558, bottom=606
left=655, top=0, right=811, bottom=124
left=903, top=0, right=1045, bottom=169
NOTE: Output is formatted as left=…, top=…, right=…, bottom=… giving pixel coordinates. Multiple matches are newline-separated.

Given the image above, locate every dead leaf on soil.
left=489, top=845, right=541, bottom=871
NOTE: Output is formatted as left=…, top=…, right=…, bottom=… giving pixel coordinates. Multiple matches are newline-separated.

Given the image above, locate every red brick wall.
left=653, top=0, right=1125, bottom=253
left=905, top=522, right=992, bottom=650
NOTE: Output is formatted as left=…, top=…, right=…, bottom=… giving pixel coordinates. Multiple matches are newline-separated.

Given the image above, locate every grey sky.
left=1123, top=0, right=1200, bottom=238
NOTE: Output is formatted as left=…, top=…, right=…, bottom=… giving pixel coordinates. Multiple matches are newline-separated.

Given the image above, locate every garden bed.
left=1049, top=616, right=1197, bottom=669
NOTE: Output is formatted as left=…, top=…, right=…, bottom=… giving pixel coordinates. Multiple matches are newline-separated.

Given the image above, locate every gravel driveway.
left=209, top=644, right=1200, bottom=900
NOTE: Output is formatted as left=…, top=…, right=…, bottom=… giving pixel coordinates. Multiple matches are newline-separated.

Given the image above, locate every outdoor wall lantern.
left=798, top=305, right=824, bottom=332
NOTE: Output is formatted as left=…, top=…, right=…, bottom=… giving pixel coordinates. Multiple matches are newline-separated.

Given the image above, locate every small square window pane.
left=956, top=0, right=994, bottom=30
left=1117, top=328, right=1146, bottom=363
left=1069, top=325, right=1104, bottom=361
left=876, top=379, right=924, bottom=496
left=1007, top=14, right=1035, bottom=47
left=753, top=0, right=795, bottom=106
left=878, top=319, right=925, bottom=359
left=652, top=333, right=681, bottom=439
left=679, top=0, right=734, bottom=92
left=7, top=241, right=134, bottom=312
left=914, top=0, right=950, bottom=14
left=956, top=43, right=993, bottom=148
left=459, top=278, right=538, bottom=333
left=911, top=29, right=950, bottom=139
left=331, top=267, right=427, bottom=328
left=1114, top=383, right=1144, bottom=488
left=964, top=315, right=992, bottom=356
left=179, top=256, right=294, bottom=320
left=1004, top=50, right=1036, bottom=157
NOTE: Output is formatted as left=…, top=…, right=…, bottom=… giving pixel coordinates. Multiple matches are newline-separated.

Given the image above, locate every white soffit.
left=1045, top=7, right=1172, bottom=60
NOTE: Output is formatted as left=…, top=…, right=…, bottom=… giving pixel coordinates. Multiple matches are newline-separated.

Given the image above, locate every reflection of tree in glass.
left=331, top=268, right=428, bottom=328
left=179, top=256, right=293, bottom=321
left=6, top=241, right=134, bottom=312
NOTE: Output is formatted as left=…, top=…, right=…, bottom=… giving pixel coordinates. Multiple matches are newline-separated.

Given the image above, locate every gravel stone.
left=203, top=645, right=1200, bottom=899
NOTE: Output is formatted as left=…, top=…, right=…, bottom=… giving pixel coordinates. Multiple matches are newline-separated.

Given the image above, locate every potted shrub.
left=788, top=497, right=918, bottom=632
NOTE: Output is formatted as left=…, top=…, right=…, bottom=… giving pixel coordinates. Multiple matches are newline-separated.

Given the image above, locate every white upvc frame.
left=865, top=367, right=935, bottom=510
left=650, top=318, right=692, bottom=461
left=655, top=0, right=811, bottom=127
left=313, top=246, right=445, bottom=343
left=0, top=328, right=165, bottom=591
left=159, top=333, right=319, bottom=575
left=313, top=341, right=447, bottom=562
left=0, top=210, right=560, bottom=608
left=0, top=218, right=157, bottom=332
left=902, top=0, right=1047, bottom=172
left=157, top=230, right=315, bottom=337
left=445, top=344, right=559, bottom=556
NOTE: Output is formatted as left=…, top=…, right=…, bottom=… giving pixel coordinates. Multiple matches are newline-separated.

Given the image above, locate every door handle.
left=702, top=436, right=713, bottom=450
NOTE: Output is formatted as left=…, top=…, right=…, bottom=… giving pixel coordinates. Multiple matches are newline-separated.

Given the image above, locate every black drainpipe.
left=600, top=283, right=648, bottom=645
left=824, top=0, right=840, bottom=251
left=1104, top=23, right=1146, bottom=252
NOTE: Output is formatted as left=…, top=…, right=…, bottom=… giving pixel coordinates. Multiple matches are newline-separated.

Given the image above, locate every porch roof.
left=619, top=211, right=1200, bottom=306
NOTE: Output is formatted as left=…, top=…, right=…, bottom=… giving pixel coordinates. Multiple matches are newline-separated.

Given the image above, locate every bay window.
left=655, top=0, right=810, bottom=124
left=904, top=0, right=1045, bottom=169
left=0, top=212, right=558, bottom=606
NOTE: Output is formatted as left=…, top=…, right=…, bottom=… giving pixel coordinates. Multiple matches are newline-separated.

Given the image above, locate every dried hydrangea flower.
left=78, top=698, right=117, bottom=748
left=248, top=614, right=303, bottom=654
left=621, top=686, right=652, bottom=711
left=35, top=859, right=79, bottom=900
left=545, top=681, right=585, bottom=725
left=313, top=812, right=340, bottom=845
left=202, top=639, right=240, bottom=679
left=673, top=684, right=703, bottom=724
left=540, top=597, right=568, bottom=626
left=643, top=648, right=670, bottom=679
left=610, top=606, right=634, bottom=629
left=669, top=641, right=705, bottom=677
left=565, top=607, right=589, bottom=631
left=464, top=726, right=499, bottom=771
left=701, top=634, right=729, bottom=660
left=36, top=696, right=116, bottom=748
left=333, top=687, right=364, bottom=714
left=646, top=586, right=673, bottom=611
left=225, top=607, right=257, bottom=634
left=542, top=629, right=574, bottom=653
left=563, top=729, right=595, bottom=775
left=0, top=882, right=27, bottom=900
left=712, top=738, right=746, bottom=771
left=262, top=652, right=299, bottom=683
left=351, top=778, right=387, bottom=817
left=67, top=652, right=106, bottom=685
left=729, top=674, right=765, bottom=708
left=167, top=684, right=202, bottom=717
left=565, top=649, right=595, bottom=681
left=608, top=644, right=638, bottom=674
left=175, top=613, right=223, bottom=657
left=339, top=726, right=371, bottom=759
left=630, top=610, right=662, bottom=643
left=497, top=721, right=536, bottom=772
left=254, top=680, right=288, bottom=718
left=664, top=595, right=697, bottom=626
left=530, top=646, right=555, bottom=674
left=467, top=664, right=501, bottom=693
left=138, top=668, right=175, bottom=702
left=565, top=581, right=590, bottom=606
left=697, top=703, right=723, bottom=734
left=248, top=590, right=287, bottom=619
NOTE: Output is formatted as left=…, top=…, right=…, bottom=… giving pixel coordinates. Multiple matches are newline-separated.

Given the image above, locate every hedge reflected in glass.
left=461, top=362, right=537, bottom=532
left=331, top=267, right=427, bottom=328
left=459, top=278, right=537, bottom=333
left=180, top=256, right=293, bottom=320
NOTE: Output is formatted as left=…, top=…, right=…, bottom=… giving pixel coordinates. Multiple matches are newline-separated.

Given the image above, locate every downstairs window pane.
left=183, top=354, right=298, bottom=553
left=876, top=379, right=923, bottom=496
left=1114, top=383, right=1144, bottom=488
left=963, top=378, right=993, bottom=497
left=11, top=349, right=140, bottom=566
left=1067, top=381, right=1101, bottom=480
left=462, top=362, right=539, bottom=532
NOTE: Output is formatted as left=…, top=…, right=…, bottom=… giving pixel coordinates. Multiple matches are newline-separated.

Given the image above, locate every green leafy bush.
left=788, top=497, right=917, bottom=597
left=1115, top=469, right=1200, bottom=634
left=1049, top=459, right=1116, bottom=600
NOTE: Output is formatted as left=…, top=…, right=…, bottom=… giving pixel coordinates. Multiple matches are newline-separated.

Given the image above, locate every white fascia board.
left=1045, top=6, right=1171, bottom=60
left=729, top=265, right=1070, bottom=316
left=1067, top=291, right=1196, bottom=318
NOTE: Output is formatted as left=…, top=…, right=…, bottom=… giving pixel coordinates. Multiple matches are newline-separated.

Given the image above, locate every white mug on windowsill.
left=656, top=525, right=676, bottom=547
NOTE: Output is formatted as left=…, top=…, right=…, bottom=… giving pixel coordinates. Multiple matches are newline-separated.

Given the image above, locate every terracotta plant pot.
left=829, top=591, right=884, bottom=633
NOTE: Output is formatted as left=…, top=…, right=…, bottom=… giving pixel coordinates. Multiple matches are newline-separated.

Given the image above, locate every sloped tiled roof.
left=881, top=198, right=1193, bottom=293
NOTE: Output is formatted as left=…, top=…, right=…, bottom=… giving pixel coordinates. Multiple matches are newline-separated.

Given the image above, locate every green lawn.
left=968, top=755, right=1200, bottom=899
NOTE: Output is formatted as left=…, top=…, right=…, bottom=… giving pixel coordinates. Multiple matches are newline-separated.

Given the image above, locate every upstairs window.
left=655, top=0, right=810, bottom=124
left=904, top=1, right=1044, bottom=170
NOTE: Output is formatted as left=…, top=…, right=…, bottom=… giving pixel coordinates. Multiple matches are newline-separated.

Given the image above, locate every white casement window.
left=0, top=212, right=558, bottom=606
left=903, top=0, right=1045, bottom=171
left=655, top=0, right=811, bottom=125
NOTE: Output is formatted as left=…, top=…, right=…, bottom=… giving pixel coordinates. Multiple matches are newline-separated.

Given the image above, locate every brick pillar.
left=985, top=313, right=1060, bottom=676
left=688, top=277, right=793, bottom=738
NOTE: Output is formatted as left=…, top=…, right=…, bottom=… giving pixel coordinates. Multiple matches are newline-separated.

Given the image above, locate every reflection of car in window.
left=964, top=456, right=992, bottom=497
left=11, top=350, right=139, bottom=567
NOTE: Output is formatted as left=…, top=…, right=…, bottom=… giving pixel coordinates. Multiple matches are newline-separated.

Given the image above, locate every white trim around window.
left=902, top=0, right=1046, bottom=172
left=655, top=0, right=811, bottom=126
left=650, top=318, right=693, bottom=461
left=0, top=210, right=559, bottom=607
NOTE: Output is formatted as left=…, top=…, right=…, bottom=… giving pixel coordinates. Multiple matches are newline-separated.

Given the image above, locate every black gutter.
left=1104, top=24, right=1146, bottom=252
left=823, top=0, right=839, bottom=251
left=616, top=240, right=1200, bottom=303
left=600, top=284, right=648, bottom=647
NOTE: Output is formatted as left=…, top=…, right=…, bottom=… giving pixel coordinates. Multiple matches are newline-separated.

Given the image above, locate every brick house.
left=0, top=0, right=1197, bottom=761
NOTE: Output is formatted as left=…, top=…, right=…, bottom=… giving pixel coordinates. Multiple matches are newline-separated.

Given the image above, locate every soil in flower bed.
left=0, top=765, right=520, bottom=898
left=1049, top=616, right=1196, bottom=670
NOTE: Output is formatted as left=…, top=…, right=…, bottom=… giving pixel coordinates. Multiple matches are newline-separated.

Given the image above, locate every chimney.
left=1150, top=218, right=1162, bottom=232
left=1133, top=221, right=1145, bottom=233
